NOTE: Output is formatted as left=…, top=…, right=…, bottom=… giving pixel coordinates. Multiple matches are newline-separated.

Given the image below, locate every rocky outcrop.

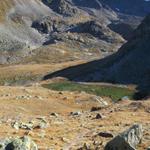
left=42, top=0, right=79, bottom=16
left=69, top=20, right=124, bottom=43
left=105, top=124, right=143, bottom=150
left=0, top=136, right=38, bottom=150
left=32, top=16, right=66, bottom=34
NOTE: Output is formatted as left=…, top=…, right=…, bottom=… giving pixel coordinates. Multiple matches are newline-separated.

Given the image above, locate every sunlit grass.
left=43, top=81, right=135, bottom=101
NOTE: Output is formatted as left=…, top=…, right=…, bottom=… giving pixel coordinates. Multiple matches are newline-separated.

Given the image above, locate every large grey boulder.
left=0, top=136, right=38, bottom=150
left=105, top=124, right=143, bottom=150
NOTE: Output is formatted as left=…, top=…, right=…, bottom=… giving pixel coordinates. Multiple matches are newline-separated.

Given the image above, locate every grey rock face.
left=70, top=20, right=121, bottom=43
left=43, top=0, right=79, bottom=16
left=32, top=17, right=57, bottom=34
left=105, top=124, right=143, bottom=150
left=0, top=136, right=38, bottom=150
left=32, top=16, right=66, bottom=34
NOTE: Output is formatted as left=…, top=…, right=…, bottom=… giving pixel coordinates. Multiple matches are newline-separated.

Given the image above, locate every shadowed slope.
left=43, top=14, right=150, bottom=97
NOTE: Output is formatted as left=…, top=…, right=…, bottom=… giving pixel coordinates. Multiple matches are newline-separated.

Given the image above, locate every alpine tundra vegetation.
left=0, top=0, right=149, bottom=150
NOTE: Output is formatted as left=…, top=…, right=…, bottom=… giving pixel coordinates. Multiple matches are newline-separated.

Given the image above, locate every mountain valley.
left=0, top=0, right=149, bottom=150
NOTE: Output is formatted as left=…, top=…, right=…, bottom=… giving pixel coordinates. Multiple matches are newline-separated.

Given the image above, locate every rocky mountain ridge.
left=0, top=0, right=148, bottom=64
left=44, top=13, right=150, bottom=96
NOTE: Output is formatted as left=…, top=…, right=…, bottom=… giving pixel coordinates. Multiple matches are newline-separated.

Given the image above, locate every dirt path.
left=63, top=129, right=91, bottom=150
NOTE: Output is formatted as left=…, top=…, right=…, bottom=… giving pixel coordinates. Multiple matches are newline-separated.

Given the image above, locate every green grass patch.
left=43, top=82, right=135, bottom=101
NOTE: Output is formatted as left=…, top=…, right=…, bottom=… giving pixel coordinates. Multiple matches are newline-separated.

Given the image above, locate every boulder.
left=70, top=111, right=82, bottom=116
left=95, top=113, right=106, bottom=119
left=12, top=121, right=34, bottom=130
left=91, top=107, right=102, bottom=112
left=32, top=16, right=59, bottom=34
left=69, top=20, right=120, bottom=43
left=105, top=124, right=143, bottom=150
left=0, top=136, right=38, bottom=150
left=50, top=113, right=59, bottom=117
left=121, top=96, right=129, bottom=101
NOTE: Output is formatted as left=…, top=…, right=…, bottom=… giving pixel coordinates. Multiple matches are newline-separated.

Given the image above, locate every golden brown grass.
left=0, top=0, right=14, bottom=22
left=0, top=85, right=149, bottom=149
left=0, top=60, right=86, bottom=85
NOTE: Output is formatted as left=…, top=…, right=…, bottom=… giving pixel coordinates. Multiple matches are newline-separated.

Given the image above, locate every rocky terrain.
left=0, top=0, right=149, bottom=64
left=0, top=78, right=149, bottom=149
left=45, top=13, right=150, bottom=94
left=0, top=61, right=148, bottom=150
left=0, top=0, right=119, bottom=64
left=0, top=0, right=149, bottom=150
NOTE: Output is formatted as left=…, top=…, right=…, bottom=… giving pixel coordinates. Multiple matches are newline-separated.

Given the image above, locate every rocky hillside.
left=100, top=14, right=150, bottom=87
left=0, top=0, right=54, bottom=50
left=73, top=0, right=150, bottom=16
left=0, top=0, right=148, bottom=64
left=100, top=0, right=150, bottom=16
left=44, top=14, right=150, bottom=94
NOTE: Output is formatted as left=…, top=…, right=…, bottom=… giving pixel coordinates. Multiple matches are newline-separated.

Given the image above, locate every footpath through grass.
left=43, top=82, right=135, bottom=101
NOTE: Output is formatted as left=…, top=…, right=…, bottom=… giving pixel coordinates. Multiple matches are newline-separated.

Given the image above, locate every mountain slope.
left=0, top=0, right=149, bottom=64
left=72, top=0, right=150, bottom=16
left=100, top=0, right=150, bottom=16
left=44, top=14, right=150, bottom=91
left=103, top=14, right=150, bottom=85
left=0, top=0, right=54, bottom=50
left=0, top=0, right=125, bottom=64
